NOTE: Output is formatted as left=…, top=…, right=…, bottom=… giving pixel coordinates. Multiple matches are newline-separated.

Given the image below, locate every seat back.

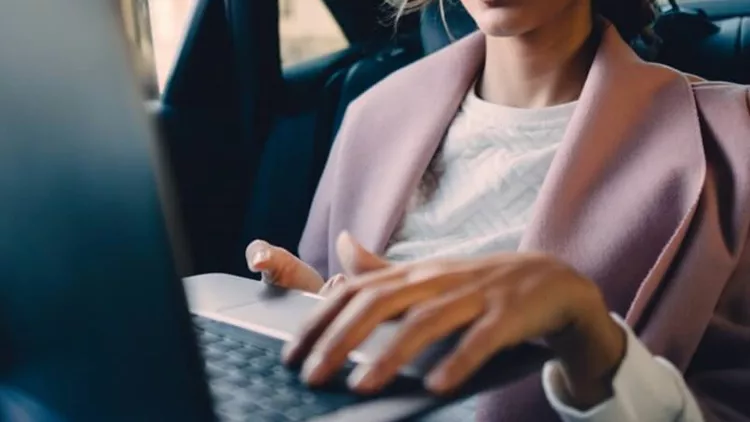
left=419, top=0, right=475, bottom=54
left=237, top=34, right=423, bottom=275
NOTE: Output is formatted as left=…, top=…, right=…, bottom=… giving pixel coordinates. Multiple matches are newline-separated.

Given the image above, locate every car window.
left=121, top=0, right=349, bottom=96
left=119, top=0, right=198, bottom=97
left=148, top=0, right=199, bottom=91
left=279, top=0, right=349, bottom=67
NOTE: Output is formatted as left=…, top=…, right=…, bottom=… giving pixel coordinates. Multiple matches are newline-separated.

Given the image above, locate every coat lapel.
left=516, top=25, right=706, bottom=321
left=342, top=33, right=485, bottom=255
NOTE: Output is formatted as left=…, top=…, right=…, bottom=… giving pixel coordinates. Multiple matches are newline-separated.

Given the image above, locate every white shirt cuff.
left=541, top=313, right=703, bottom=422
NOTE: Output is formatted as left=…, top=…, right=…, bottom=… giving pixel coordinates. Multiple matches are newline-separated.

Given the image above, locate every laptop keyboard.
left=194, top=316, right=476, bottom=422
left=194, top=316, right=365, bottom=421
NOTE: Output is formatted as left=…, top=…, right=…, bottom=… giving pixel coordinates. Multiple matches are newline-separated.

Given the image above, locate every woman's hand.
left=282, top=235, right=626, bottom=408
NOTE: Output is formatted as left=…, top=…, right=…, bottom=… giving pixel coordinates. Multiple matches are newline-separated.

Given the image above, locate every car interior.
left=153, top=0, right=750, bottom=279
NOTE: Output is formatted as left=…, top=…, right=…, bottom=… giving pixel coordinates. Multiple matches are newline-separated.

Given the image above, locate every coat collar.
left=344, top=23, right=705, bottom=326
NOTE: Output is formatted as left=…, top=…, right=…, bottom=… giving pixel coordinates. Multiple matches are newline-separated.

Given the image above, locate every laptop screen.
left=0, top=1, right=213, bottom=421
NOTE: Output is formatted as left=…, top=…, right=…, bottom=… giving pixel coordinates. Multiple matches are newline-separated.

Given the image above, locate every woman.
left=246, top=0, right=750, bottom=420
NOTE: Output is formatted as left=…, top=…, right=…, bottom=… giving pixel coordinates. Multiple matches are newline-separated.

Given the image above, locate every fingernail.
left=250, top=249, right=270, bottom=271
left=348, top=365, right=378, bottom=392
left=301, top=353, right=325, bottom=385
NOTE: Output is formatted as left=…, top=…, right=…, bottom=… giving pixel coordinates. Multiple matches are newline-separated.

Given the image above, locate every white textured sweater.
left=385, top=85, right=576, bottom=262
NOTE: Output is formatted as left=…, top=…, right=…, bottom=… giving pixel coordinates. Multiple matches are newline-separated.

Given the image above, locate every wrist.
left=547, top=296, right=626, bottom=408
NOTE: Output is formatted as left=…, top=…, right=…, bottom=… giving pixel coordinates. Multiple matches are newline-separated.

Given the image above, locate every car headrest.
left=419, top=0, right=477, bottom=54
left=654, top=7, right=749, bottom=84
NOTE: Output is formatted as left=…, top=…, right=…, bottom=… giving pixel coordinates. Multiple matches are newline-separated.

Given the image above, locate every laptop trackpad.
left=217, top=291, right=407, bottom=367
left=185, top=274, right=401, bottom=364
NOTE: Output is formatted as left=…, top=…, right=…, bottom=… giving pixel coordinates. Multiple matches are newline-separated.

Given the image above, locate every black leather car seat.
left=655, top=3, right=749, bottom=83
left=419, top=0, right=475, bottom=54
left=420, top=0, right=750, bottom=83
left=237, top=35, right=424, bottom=273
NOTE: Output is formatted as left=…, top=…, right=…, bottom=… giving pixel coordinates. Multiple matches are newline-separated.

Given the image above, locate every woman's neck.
left=478, top=4, right=596, bottom=108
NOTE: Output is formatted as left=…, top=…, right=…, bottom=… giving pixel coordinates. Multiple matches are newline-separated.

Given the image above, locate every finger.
left=422, top=263, right=546, bottom=395
left=425, top=301, right=535, bottom=395
left=246, top=240, right=292, bottom=281
left=424, top=262, right=577, bottom=394
left=347, top=286, right=484, bottom=394
left=318, top=274, right=346, bottom=296
left=300, top=281, right=430, bottom=386
left=246, top=240, right=323, bottom=291
left=283, top=261, right=470, bottom=366
left=296, top=267, right=470, bottom=386
left=423, top=309, right=505, bottom=394
left=281, top=264, right=410, bottom=365
left=337, top=231, right=390, bottom=276
left=282, top=260, right=477, bottom=368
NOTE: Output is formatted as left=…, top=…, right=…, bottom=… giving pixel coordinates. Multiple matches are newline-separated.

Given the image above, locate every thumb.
left=246, top=239, right=278, bottom=274
left=336, top=231, right=389, bottom=276
left=246, top=239, right=324, bottom=291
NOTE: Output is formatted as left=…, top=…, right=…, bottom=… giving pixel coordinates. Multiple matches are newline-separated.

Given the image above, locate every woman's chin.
left=472, top=9, right=538, bottom=38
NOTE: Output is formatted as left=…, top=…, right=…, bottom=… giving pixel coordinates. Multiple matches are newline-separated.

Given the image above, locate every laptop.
left=0, top=1, right=550, bottom=421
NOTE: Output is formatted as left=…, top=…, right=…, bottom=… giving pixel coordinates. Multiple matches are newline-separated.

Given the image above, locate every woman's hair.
left=386, top=0, right=660, bottom=42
